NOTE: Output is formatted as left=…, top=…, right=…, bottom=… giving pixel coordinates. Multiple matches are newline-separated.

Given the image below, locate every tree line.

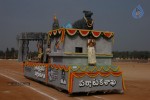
left=0, top=48, right=150, bottom=60
left=113, top=51, right=150, bottom=60
left=0, top=48, right=18, bottom=59
left=0, top=48, right=38, bottom=59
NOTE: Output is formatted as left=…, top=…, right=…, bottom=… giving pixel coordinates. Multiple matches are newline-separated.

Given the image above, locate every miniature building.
left=17, top=32, right=47, bottom=62
left=49, top=29, right=114, bottom=66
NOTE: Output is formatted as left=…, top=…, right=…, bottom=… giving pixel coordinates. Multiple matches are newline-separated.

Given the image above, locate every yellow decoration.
left=70, top=65, right=120, bottom=72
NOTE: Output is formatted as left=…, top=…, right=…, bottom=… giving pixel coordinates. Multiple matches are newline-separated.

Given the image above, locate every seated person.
left=38, top=48, right=43, bottom=63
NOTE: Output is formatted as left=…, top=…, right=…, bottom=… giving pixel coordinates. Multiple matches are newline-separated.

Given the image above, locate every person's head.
left=39, top=48, right=43, bottom=53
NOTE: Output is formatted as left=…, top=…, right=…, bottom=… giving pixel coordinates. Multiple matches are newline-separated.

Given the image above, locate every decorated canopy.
left=48, top=28, right=114, bottom=39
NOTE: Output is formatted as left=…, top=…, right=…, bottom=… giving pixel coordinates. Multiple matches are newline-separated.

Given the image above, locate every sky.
left=0, top=0, right=150, bottom=51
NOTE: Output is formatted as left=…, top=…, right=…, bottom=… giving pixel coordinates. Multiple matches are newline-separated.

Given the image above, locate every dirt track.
left=0, top=59, right=150, bottom=100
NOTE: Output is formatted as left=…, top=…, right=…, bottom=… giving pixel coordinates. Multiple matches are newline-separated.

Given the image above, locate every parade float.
left=17, top=11, right=125, bottom=94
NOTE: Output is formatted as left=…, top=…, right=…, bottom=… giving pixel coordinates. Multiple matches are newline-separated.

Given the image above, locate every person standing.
left=87, top=39, right=96, bottom=65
